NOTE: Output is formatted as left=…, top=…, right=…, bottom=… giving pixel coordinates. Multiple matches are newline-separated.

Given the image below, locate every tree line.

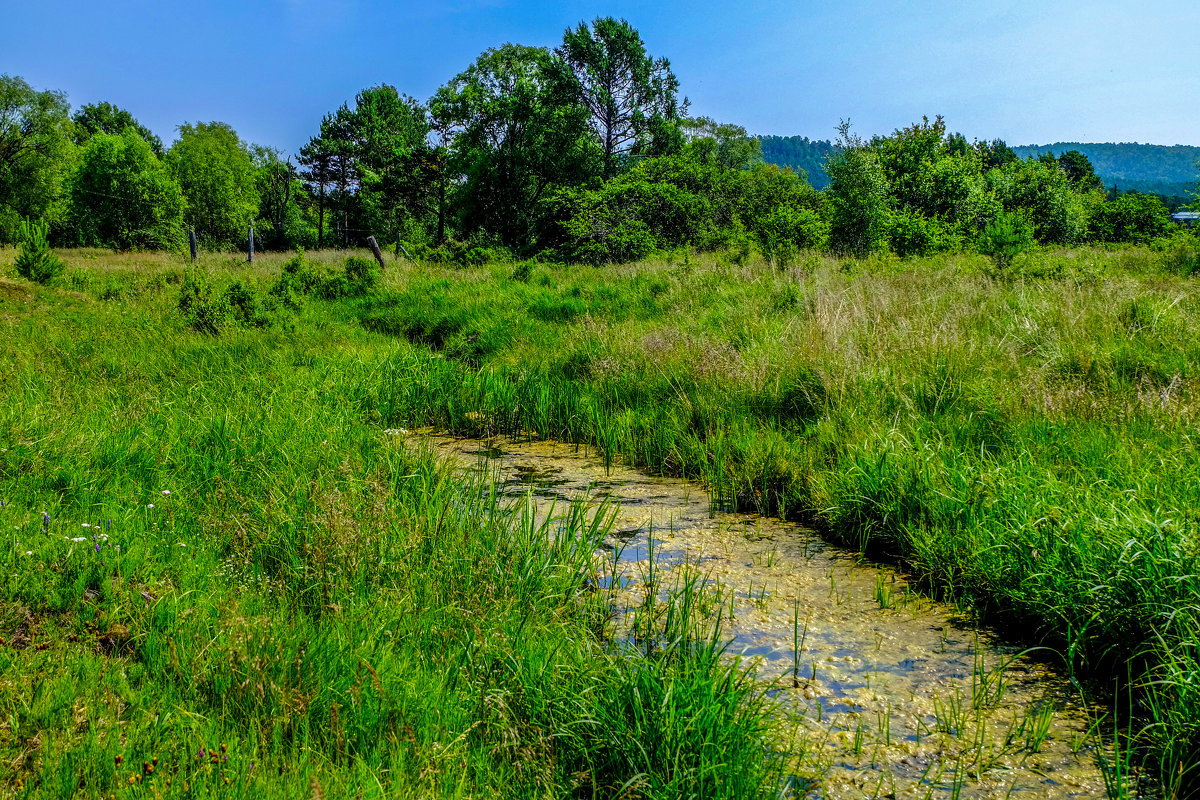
left=2, top=17, right=1196, bottom=265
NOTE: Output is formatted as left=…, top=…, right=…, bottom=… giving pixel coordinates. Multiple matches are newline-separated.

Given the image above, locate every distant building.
left=1171, top=211, right=1199, bottom=227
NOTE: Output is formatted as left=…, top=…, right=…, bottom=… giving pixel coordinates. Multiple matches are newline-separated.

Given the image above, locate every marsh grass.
left=0, top=252, right=785, bottom=797
left=4, top=241, right=1199, bottom=795
left=329, top=243, right=1197, bottom=794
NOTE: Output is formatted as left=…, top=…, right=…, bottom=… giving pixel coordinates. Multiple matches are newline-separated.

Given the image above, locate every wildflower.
left=162, top=490, right=171, bottom=496
left=147, top=504, right=154, bottom=509
left=95, top=543, right=101, bottom=553
left=82, top=523, right=91, bottom=528
left=24, top=551, right=32, bottom=556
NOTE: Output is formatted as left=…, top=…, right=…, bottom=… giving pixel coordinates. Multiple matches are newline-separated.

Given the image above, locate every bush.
left=979, top=211, right=1035, bottom=271
left=1089, top=192, right=1173, bottom=245
left=13, top=218, right=65, bottom=284
left=887, top=209, right=950, bottom=258
left=317, top=256, right=381, bottom=299
left=177, top=270, right=231, bottom=334
left=179, top=271, right=280, bottom=333
left=269, top=249, right=323, bottom=309
left=752, top=206, right=829, bottom=267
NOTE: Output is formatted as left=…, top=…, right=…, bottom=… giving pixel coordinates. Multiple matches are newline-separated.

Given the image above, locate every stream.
left=420, top=433, right=1115, bottom=799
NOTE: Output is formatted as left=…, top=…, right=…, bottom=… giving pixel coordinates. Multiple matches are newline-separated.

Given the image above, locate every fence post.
left=188, top=230, right=197, bottom=264
left=366, top=236, right=386, bottom=271
left=247, top=226, right=254, bottom=263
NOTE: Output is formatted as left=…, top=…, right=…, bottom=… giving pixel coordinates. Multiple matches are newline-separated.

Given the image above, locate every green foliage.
left=989, top=158, right=1089, bottom=245
left=0, top=74, right=74, bottom=242
left=1089, top=191, right=1173, bottom=245
left=176, top=269, right=231, bottom=333
left=979, top=210, right=1035, bottom=270
left=753, top=205, right=828, bottom=266
left=887, top=208, right=948, bottom=258
left=432, top=44, right=595, bottom=250
left=72, top=101, right=164, bottom=156
left=12, top=217, right=64, bottom=283
left=681, top=116, right=762, bottom=170
left=167, top=121, right=260, bottom=247
left=1056, top=149, right=1104, bottom=192
left=347, top=86, right=433, bottom=238
left=1012, top=141, right=1200, bottom=194
left=67, top=130, right=186, bottom=251
left=557, top=16, right=684, bottom=179
left=825, top=123, right=891, bottom=256
left=252, top=146, right=313, bottom=250
left=757, top=134, right=835, bottom=189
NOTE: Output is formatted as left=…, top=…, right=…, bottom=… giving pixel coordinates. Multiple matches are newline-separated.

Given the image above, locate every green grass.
left=0, top=248, right=785, bottom=798
left=3, top=240, right=1199, bottom=796
left=330, top=244, right=1200, bottom=795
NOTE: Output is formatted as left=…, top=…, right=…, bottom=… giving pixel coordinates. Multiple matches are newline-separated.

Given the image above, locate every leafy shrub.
left=752, top=206, right=829, bottom=267
left=269, top=249, right=324, bottom=309
left=13, top=218, right=65, bottom=284
left=510, top=260, right=535, bottom=282
left=886, top=209, right=949, bottom=258
left=271, top=252, right=382, bottom=303
left=979, top=211, right=1035, bottom=271
left=179, top=271, right=280, bottom=333
left=224, top=280, right=273, bottom=328
left=177, top=270, right=231, bottom=334
left=1089, top=192, right=1173, bottom=245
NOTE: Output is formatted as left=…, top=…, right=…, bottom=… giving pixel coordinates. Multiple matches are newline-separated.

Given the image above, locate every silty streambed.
left=420, top=433, right=1115, bottom=799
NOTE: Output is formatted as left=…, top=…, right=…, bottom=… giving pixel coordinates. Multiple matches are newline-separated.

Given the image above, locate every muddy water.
left=421, top=434, right=1113, bottom=799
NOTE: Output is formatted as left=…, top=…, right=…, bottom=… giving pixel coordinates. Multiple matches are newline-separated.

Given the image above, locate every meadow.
left=0, top=242, right=1197, bottom=797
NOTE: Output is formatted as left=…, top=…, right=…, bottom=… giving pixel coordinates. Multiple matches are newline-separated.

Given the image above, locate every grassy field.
left=1, top=242, right=1198, bottom=797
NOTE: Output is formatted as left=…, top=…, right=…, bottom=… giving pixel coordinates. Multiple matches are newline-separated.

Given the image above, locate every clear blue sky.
left=4, top=0, right=1198, bottom=155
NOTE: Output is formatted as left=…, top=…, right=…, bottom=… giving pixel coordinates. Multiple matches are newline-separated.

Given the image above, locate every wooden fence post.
left=247, top=227, right=254, bottom=263
left=188, top=230, right=197, bottom=264
left=366, top=236, right=386, bottom=270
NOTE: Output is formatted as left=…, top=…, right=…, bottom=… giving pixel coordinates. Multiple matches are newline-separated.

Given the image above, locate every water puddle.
left=420, top=434, right=1114, bottom=799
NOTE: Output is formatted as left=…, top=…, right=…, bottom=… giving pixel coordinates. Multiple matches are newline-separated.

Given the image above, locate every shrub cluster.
left=178, top=251, right=382, bottom=333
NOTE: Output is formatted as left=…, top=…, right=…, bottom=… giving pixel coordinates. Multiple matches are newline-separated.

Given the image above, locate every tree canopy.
left=557, top=17, right=684, bottom=179
left=167, top=121, right=259, bottom=247
left=0, top=74, right=74, bottom=239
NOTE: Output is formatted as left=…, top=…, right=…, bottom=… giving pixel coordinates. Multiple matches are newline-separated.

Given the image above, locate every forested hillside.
left=756, top=135, right=835, bottom=188
left=1013, top=141, right=1199, bottom=197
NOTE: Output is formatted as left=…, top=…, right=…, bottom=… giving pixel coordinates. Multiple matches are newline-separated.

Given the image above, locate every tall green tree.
left=252, top=145, right=310, bottom=250
left=0, top=75, right=74, bottom=240
left=297, top=120, right=337, bottom=249
left=346, top=85, right=432, bottom=242
left=557, top=17, right=684, bottom=179
left=680, top=116, right=761, bottom=171
left=72, top=101, right=163, bottom=156
left=67, top=129, right=185, bottom=251
left=1057, top=149, right=1104, bottom=192
left=432, top=44, right=595, bottom=248
left=824, top=122, right=891, bottom=256
left=167, top=121, right=260, bottom=247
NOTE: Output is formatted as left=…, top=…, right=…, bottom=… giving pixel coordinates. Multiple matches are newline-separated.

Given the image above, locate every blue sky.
left=3, top=0, right=1198, bottom=155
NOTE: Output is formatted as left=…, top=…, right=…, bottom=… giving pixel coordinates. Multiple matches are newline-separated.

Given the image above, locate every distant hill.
left=1011, top=142, right=1199, bottom=198
left=757, top=136, right=1198, bottom=200
left=757, top=135, right=836, bottom=189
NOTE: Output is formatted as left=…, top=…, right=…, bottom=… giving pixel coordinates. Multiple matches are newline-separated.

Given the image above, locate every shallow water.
left=421, top=433, right=1115, bottom=799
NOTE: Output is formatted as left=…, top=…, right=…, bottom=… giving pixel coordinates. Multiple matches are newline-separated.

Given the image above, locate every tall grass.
left=0, top=254, right=785, bottom=797
left=333, top=244, right=1200, bottom=794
